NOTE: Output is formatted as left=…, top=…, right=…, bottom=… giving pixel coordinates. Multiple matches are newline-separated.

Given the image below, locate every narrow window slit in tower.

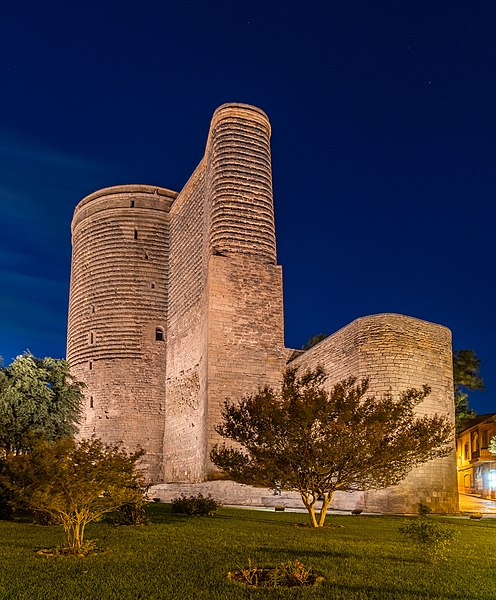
left=144, top=251, right=149, bottom=260
left=89, top=331, right=94, bottom=345
left=90, top=396, right=94, bottom=409
left=151, top=282, right=155, bottom=289
left=131, top=200, right=135, bottom=207
left=155, top=327, right=165, bottom=341
left=89, top=360, right=93, bottom=370
left=134, top=228, right=138, bottom=240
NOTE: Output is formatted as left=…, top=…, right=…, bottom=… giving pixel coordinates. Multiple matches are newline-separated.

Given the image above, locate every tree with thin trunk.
left=211, top=367, right=453, bottom=528
left=2, top=437, right=145, bottom=554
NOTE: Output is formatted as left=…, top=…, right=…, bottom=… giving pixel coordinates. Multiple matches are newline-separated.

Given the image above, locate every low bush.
left=0, top=483, right=15, bottom=520
left=0, top=459, right=18, bottom=520
left=171, top=493, right=219, bottom=516
left=399, top=517, right=457, bottom=563
left=417, top=502, right=432, bottom=516
left=111, top=498, right=149, bottom=526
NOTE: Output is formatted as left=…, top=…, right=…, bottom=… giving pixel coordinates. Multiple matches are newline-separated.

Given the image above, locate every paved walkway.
left=459, top=493, right=496, bottom=515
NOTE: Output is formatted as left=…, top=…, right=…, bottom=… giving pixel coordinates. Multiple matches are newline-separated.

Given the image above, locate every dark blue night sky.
left=1, top=1, right=494, bottom=412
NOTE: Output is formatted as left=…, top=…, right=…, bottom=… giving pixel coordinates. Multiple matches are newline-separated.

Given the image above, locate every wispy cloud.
left=0, top=129, right=125, bottom=363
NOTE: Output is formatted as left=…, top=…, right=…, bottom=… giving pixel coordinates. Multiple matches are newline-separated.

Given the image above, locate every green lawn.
left=1, top=505, right=495, bottom=600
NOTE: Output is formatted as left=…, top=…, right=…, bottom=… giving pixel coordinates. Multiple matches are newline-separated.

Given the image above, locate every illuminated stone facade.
left=457, top=414, right=496, bottom=498
left=67, top=103, right=458, bottom=513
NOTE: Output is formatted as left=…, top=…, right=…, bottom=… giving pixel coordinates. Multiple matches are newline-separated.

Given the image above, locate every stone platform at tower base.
left=149, top=480, right=364, bottom=512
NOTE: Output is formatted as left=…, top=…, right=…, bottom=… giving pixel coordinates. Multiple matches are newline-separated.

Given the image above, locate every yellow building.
left=457, top=414, right=496, bottom=498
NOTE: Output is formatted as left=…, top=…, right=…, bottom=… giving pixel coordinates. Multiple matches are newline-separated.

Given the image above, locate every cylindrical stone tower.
left=208, top=103, right=277, bottom=262
left=204, top=104, right=286, bottom=471
left=67, top=184, right=177, bottom=481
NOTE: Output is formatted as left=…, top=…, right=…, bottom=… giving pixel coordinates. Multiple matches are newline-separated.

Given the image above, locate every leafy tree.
left=0, top=354, right=84, bottom=455
left=211, top=367, right=453, bottom=528
left=2, top=437, right=145, bottom=555
left=453, top=350, right=484, bottom=432
left=301, top=334, right=329, bottom=351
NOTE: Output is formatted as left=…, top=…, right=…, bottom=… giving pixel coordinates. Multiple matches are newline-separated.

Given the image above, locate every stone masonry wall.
left=290, top=313, right=459, bottom=513
left=163, top=165, right=209, bottom=482
left=163, top=104, right=286, bottom=478
left=204, top=105, right=286, bottom=472
left=68, top=185, right=175, bottom=480
left=68, top=104, right=458, bottom=512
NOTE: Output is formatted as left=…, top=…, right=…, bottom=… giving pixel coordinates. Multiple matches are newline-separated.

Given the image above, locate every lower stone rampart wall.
left=289, top=313, right=459, bottom=514
left=149, top=481, right=364, bottom=512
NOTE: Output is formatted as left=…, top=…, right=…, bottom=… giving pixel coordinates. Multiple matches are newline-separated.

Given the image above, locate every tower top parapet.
left=72, top=184, right=177, bottom=234
left=210, top=103, right=271, bottom=135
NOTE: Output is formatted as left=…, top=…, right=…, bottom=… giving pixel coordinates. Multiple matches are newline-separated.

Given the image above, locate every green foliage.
left=211, top=367, right=453, bottom=528
left=417, top=502, right=432, bottom=517
left=0, top=459, right=15, bottom=520
left=453, top=349, right=484, bottom=432
left=301, top=333, right=329, bottom=351
left=0, top=354, right=84, bottom=455
left=171, top=493, right=219, bottom=516
left=111, top=497, right=150, bottom=525
left=1, top=437, right=145, bottom=554
left=399, top=517, right=457, bottom=563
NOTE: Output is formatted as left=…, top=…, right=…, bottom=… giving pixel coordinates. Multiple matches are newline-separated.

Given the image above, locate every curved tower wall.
left=290, top=313, right=458, bottom=513
left=67, top=185, right=176, bottom=480
left=208, top=104, right=277, bottom=261
left=204, top=105, right=286, bottom=471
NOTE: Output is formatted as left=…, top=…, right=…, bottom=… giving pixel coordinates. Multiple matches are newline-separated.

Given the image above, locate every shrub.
left=0, top=471, right=16, bottom=520
left=112, top=498, right=149, bottom=525
left=31, top=509, right=59, bottom=525
left=3, top=437, right=145, bottom=555
left=399, top=518, right=457, bottom=563
left=417, top=502, right=432, bottom=516
left=171, top=493, right=219, bottom=516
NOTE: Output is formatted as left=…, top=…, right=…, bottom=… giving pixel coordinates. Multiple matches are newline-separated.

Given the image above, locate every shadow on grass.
left=328, top=582, right=470, bottom=600
left=149, top=505, right=296, bottom=525
left=145, top=504, right=232, bottom=526
left=260, top=546, right=423, bottom=566
left=261, top=546, right=358, bottom=560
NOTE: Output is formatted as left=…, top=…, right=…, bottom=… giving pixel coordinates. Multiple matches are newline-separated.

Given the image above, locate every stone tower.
left=68, top=102, right=458, bottom=513
left=67, top=185, right=175, bottom=479
left=67, top=104, right=286, bottom=482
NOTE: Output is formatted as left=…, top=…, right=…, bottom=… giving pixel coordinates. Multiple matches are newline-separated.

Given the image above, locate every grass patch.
left=0, top=505, right=495, bottom=599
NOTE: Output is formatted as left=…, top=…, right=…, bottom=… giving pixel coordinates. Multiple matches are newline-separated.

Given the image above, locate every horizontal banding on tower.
left=207, top=104, right=276, bottom=263
left=72, top=185, right=177, bottom=234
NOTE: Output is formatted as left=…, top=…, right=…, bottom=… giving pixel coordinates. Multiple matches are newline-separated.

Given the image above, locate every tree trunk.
left=317, top=492, right=333, bottom=527
left=63, top=517, right=86, bottom=553
left=300, top=492, right=319, bottom=528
